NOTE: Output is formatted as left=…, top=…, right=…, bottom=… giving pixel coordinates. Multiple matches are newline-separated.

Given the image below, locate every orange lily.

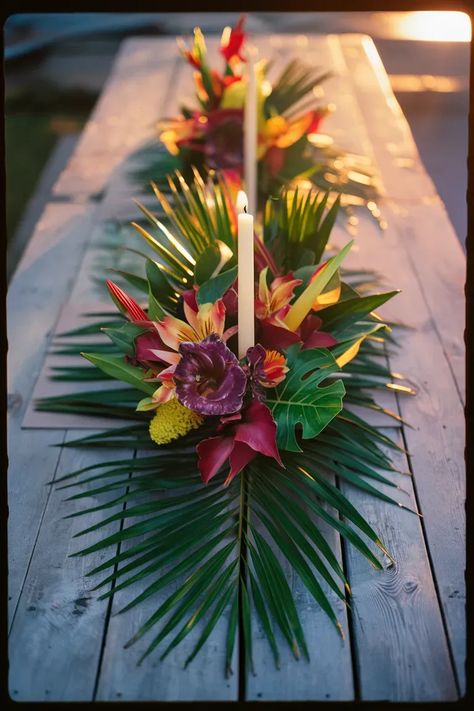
left=255, top=267, right=302, bottom=325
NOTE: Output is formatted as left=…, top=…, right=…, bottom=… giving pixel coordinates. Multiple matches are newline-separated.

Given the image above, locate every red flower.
left=106, top=279, right=148, bottom=323
left=197, top=400, right=283, bottom=486
left=220, top=16, right=246, bottom=63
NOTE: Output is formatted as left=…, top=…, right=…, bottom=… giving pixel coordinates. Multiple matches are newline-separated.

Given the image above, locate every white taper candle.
left=244, top=45, right=258, bottom=215
left=237, top=190, right=255, bottom=358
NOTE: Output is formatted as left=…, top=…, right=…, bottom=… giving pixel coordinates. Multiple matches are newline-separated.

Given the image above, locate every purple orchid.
left=174, top=334, right=247, bottom=416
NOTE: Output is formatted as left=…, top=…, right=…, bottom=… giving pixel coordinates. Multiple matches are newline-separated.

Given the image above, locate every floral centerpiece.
left=40, top=174, right=415, bottom=672
left=132, top=17, right=382, bottom=220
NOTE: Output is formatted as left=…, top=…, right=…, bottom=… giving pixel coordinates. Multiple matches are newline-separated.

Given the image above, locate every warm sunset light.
left=395, top=11, right=471, bottom=42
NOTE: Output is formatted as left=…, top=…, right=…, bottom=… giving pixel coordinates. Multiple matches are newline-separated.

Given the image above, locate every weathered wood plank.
left=8, top=203, right=95, bottom=621
left=327, top=35, right=465, bottom=693
left=8, top=433, right=128, bottom=701
left=333, top=208, right=465, bottom=695
left=336, top=34, right=439, bottom=204
left=340, top=427, right=457, bottom=701
left=338, top=35, right=465, bottom=404
left=52, top=37, right=180, bottom=199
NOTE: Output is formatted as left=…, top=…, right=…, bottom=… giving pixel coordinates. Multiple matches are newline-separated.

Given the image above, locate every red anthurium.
left=257, top=314, right=337, bottom=351
left=300, top=314, right=338, bottom=349
left=257, top=321, right=301, bottom=351
left=197, top=400, right=283, bottom=486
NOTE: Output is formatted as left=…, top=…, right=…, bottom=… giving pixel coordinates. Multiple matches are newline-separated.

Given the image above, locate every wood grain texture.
left=333, top=208, right=465, bottom=694
left=338, top=35, right=465, bottom=404
left=327, top=36, right=465, bottom=693
left=8, top=433, right=128, bottom=701
left=340, top=428, right=457, bottom=701
left=8, top=203, right=95, bottom=620
left=52, top=37, right=179, bottom=199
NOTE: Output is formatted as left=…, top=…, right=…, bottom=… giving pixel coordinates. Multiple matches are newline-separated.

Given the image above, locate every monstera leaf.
left=266, top=345, right=345, bottom=452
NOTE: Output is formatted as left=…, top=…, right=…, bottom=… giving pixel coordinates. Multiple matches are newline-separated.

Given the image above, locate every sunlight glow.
left=395, top=11, right=471, bottom=42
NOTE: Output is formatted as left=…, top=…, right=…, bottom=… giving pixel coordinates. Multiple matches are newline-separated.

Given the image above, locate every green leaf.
left=146, top=258, right=175, bottom=307
left=194, top=240, right=233, bottom=285
left=197, top=265, right=238, bottom=306
left=107, top=269, right=148, bottom=294
left=102, top=323, right=148, bottom=356
left=318, top=291, right=400, bottom=335
left=81, top=353, right=155, bottom=395
left=266, top=345, right=345, bottom=451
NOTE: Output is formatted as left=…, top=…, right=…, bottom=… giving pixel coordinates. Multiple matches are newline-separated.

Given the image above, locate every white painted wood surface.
left=8, top=33, right=465, bottom=701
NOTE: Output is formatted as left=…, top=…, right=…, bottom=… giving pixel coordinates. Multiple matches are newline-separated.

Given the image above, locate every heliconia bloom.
left=255, top=268, right=302, bottom=325
left=174, top=334, right=247, bottom=416
left=197, top=400, right=283, bottom=485
left=246, top=344, right=288, bottom=393
left=220, top=16, right=246, bottom=63
left=177, top=28, right=207, bottom=71
left=106, top=279, right=148, bottom=323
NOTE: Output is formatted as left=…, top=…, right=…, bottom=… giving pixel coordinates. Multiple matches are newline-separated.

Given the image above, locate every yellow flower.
left=149, top=398, right=204, bottom=445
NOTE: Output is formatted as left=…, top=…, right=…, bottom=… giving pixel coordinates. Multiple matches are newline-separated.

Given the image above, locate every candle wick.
left=244, top=205, right=248, bottom=214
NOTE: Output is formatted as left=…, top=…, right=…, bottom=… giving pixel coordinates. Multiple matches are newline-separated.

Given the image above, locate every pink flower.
left=197, top=400, right=283, bottom=486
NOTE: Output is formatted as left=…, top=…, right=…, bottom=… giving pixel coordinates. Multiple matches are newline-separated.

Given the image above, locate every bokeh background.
left=5, top=11, right=470, bottom=280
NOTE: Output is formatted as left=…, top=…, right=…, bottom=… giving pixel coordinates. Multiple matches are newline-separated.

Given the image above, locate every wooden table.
left=7, top=34, right=465, bottom=702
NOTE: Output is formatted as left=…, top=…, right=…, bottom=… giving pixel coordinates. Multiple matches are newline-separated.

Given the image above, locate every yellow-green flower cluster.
left=149, top=398, right=204, bottom=445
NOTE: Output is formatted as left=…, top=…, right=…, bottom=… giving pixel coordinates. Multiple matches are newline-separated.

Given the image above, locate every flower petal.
left=234, top=401, right=283, bottom=466
left=303, top=331, right=338, bottom=348
left=225, top=442, right=257, bottom=486
left=197, top=435, right=235, bottom=484
left=258, top=322, right=301, bottom=350
left=156, top=315, right=196, bottom=351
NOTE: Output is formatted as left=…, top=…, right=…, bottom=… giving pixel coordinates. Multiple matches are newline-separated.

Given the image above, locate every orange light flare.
left=394, top=11, right=471, bottom=42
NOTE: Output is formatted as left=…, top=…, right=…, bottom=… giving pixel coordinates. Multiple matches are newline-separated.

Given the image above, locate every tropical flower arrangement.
left=132, top=17, right=382, bottom=219
left=39, top=172, right=416, bottom=673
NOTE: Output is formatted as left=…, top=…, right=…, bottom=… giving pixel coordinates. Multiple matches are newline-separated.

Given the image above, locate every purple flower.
left=174, top=334, right=247, bottom=416
left=245, top=344, right=267, bottom=401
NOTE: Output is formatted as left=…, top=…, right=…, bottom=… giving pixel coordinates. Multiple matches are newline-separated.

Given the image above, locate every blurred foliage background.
left=4, top=12, right=469, bottom=279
